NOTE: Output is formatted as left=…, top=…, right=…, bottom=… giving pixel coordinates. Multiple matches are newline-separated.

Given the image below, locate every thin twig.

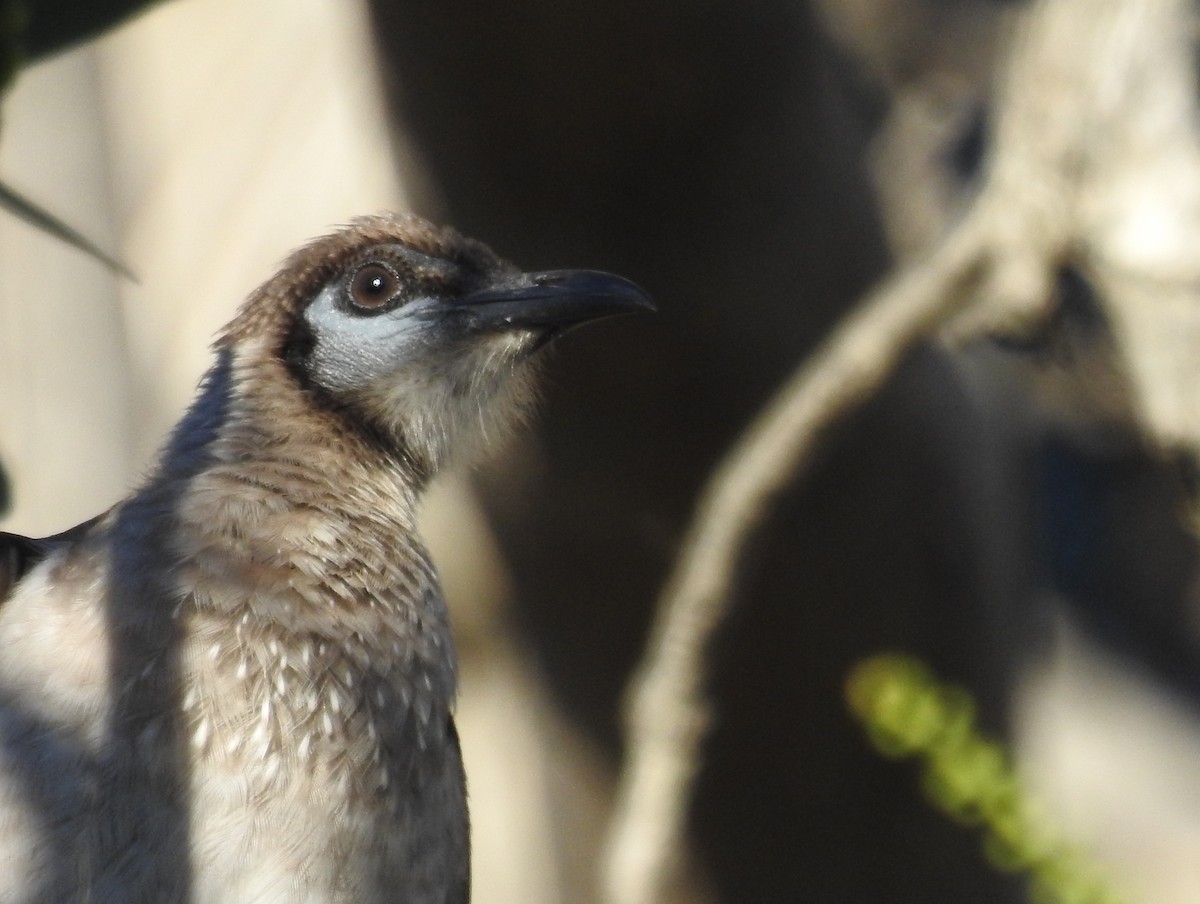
left=602, top=211, right=989, bottom=904
left=0, top=181, right=136, bottom=280
left=602, top=1, right=1188, bottom=900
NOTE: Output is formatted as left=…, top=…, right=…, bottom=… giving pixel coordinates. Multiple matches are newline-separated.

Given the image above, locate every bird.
left=0, top=213, right=652, bottom=904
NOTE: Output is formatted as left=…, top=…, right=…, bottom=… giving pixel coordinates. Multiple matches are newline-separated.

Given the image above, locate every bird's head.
left=218, top=214, right=652, bottom=477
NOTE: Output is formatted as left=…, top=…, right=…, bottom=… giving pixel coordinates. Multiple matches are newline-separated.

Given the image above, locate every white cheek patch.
left=303, top=285, right=440, bottom=392
left=300, top=284, right=541, bottom=470
left=362, top=331, right=541, bottom=469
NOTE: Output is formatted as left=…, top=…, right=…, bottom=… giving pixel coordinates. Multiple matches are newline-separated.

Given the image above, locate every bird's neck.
left=152, top=347, right=456, bottom=710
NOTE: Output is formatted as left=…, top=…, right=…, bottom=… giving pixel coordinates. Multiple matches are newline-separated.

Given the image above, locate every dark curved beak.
left=453, top=269, right=654, bottom=334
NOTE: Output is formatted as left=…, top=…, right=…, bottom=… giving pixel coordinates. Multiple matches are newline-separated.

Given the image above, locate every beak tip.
left=460, top=268, right=655, bottom=333
left=539, top=269, right=656, bottom=319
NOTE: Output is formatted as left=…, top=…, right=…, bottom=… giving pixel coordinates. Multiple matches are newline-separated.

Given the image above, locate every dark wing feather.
left=447, top=715, right=471, bottom=904
left=0, top=532, right=50, bottom=604
left=0, top=515, right=103, bottom=604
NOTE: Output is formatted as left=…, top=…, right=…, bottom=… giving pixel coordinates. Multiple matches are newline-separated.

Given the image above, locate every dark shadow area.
left=0, top=489, right=195, bottom=901
left=368, top=0, right=1200, bottom=900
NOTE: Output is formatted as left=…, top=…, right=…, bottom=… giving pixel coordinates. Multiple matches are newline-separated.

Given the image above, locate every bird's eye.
left=348, top=263, right=401, bottom=311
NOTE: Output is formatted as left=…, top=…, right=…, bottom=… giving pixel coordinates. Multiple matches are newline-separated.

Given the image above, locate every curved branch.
left=601, top=1, right=1188, bottom=901
left=602, top=211, right=989, bottom=904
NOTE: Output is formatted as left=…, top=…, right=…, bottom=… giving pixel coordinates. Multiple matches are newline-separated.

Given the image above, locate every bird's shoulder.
left=0, top=515, right=103, bottom=605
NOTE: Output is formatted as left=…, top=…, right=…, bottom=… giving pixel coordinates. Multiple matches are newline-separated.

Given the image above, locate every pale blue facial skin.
left=297, top=253, right=540, bottom=471
left=303, top=283, right=444, bottom=394
left=301, top=243, right=467, bottom=394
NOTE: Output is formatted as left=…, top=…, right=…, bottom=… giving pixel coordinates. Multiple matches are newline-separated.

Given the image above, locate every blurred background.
left=2, top=0, right=1200, bottom=901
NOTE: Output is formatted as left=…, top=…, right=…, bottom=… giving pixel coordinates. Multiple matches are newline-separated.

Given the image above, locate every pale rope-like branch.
left=601, top=1, right=1175, bottom=902
left=601, top=210, right=990, bottom=904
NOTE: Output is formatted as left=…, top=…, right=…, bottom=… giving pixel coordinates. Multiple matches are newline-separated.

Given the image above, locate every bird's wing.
left=0, top=515, right=103, bottom=604
left=446, top=715, right=471, bottom=904
left=0, top=534, right=49, bottom=604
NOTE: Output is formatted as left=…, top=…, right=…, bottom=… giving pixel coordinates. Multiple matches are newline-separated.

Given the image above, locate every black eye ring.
left=348, top=262, right=402, bottom=311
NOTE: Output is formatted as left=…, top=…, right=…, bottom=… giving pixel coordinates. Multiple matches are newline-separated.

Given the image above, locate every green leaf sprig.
left=847, top=654, right=1125, bottom=904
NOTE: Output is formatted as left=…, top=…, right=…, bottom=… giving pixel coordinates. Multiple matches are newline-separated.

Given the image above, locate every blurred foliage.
left=17, top=0, right=167, bottom=59
left=0, top=180, right=135, bottom=277
left=0, top=0, right=148, bottom=279
left=0, top=0, right=22, bottom=91
left=0, top=0, right=158, bottom=516
left=847, top=654, right=1124, bottom=904
left=0, top=0, right=170, bottom=82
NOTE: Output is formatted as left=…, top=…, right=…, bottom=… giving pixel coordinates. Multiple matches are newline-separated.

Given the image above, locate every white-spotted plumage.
left=0, top=213, right=651, bottom=904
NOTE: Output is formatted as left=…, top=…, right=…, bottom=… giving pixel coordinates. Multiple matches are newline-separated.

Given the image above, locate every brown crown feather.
left=217, top=213, right=508, bottom=350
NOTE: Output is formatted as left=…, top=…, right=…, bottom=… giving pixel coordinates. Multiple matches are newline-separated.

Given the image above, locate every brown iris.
left=349, top=263, right=401, bottom=310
